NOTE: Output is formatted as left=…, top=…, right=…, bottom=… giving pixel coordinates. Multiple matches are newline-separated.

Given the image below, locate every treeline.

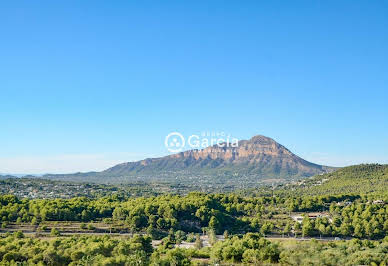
left=292, top=204, right=387, bottom=240
left=0, top=232, right=387, bottom=265
left=0, top=233, right=153, bottom=265
left=0, top=192, right=387, bottom=240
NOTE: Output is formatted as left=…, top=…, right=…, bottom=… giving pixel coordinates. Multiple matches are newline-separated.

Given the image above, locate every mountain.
left=104, top=135, right=331, bottom=177
left=41, top=135, right=334, bottom=188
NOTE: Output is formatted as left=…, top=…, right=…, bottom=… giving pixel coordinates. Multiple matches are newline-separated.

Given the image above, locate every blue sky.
left=1, top=1, right=387, bottom=173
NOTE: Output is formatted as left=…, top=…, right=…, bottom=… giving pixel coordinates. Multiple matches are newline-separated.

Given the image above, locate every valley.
left=0, top=142, right=387, bottom=265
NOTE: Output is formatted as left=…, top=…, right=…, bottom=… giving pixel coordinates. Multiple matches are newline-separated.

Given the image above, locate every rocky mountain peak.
left=100, top=134, right=332, bottom=181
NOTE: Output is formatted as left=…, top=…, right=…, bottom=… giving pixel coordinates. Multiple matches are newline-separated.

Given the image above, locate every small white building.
left=291, top=212, right=331, bottom=223
left=290, top=215, right=304, bottom=223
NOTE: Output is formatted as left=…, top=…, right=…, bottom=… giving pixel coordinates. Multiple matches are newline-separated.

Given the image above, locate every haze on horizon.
left=1, top=1, right=387, bottom=174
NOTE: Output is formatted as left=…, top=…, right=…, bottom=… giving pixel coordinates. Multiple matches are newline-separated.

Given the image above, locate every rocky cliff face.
left=171, top=135, right=294, bottom=161
left=103, top=135, right=332, bottom=179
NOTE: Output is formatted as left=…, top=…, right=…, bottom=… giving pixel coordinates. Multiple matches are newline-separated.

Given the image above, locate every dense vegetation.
left=0, top=232, right=386, bottom=265
left=0, top=191, right=386, bottom=240
left=278, top=164, right=388, bottom=196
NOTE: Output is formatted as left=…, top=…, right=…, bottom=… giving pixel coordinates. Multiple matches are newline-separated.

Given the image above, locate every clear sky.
left=1, top=1, right=387, bottom=174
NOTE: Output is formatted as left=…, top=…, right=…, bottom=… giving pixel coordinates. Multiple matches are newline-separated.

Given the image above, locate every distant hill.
left=0, top=174, right=17, bottom=180
left=41, top=135, right=334, bottom=188
left=287, top=164, right=388, bottom=195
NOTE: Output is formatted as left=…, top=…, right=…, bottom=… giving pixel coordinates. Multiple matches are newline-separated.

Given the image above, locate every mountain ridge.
left=104, top=135, right=331, bottom=175
left=40, top=135, right=335, bottom=186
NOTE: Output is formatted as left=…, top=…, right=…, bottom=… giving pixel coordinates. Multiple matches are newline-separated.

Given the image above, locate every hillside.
left=284, top=164, right=388, bottom=196
left=42, top=135, right=333, bottom=188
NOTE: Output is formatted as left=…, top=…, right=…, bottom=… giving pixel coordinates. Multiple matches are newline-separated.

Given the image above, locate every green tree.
left=284, top=222, right=292, bottom=236
left=223, top=230, right=229, bottom=239
left=195, top=234, right=203, bottom=249
left=50, top=227, right=61, bottom=236
left=302, top=219, right=314, bottom=237
left=209, top=216, right=220, bottom=233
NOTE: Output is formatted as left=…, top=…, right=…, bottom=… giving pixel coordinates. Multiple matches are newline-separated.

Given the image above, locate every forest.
left=0, top=230, right=386, bottom=265
left=0, top=192, right=387, bottom=265
left=0, top=192, right=387, bottom=240
left=0, top=164, right=387, bottom=265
